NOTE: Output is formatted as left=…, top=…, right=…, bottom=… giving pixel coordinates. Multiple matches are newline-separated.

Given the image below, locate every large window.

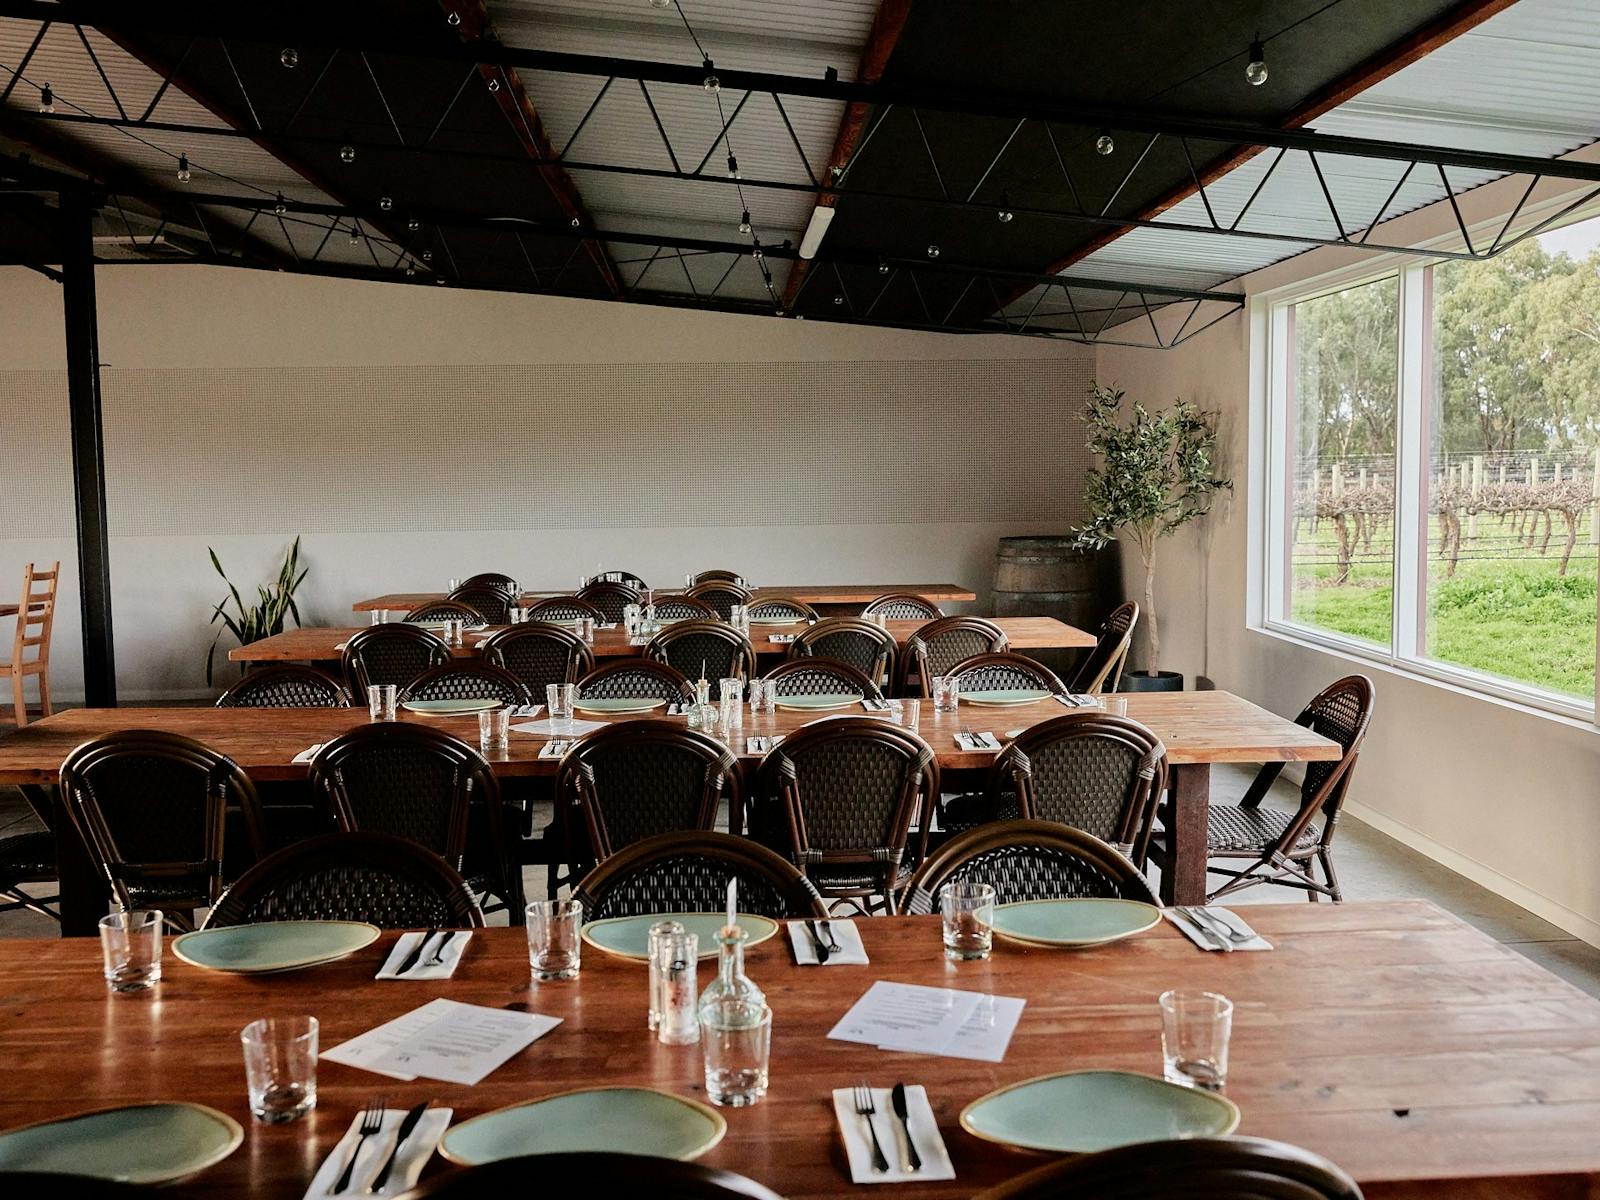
left=1263, top=214, right=1600, bottom=713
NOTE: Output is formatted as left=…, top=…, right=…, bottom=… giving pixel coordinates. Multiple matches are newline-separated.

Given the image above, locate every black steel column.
left=60, top=187, right=116, bottom=706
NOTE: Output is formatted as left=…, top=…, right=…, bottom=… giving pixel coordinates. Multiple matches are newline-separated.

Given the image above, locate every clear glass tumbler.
left=508, top=606, right=527, bottom=625
left=546, top=683, right=576, bottom=722
left=895, top=698, right=921, bottom=727
left=527, top=898, right=583, bottom=981
left=370, top=609, right=388, bottom=625
left=447, top=578, right=461, bottom=592
left=932, top=676, right=960, bottom=713
left=1160, top=990, right=1233, bottom=1091
left=579, top=617, right=596, bottom=643
left=479, top=707, right=511, bottom=751
left=99, top=910, right=162, bottom=992
left=940, top=880, right=995, bottom=960
left=444, top=618, right=464, bottom=647
left=701, top=999, right=771, bottom=1107
left=367, top=684, right=397, bottom=721
left=241, top=1015, right=318, bottom=1123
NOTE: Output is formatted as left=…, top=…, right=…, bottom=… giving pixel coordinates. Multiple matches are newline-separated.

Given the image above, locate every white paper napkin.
left=538, top=739, right=574, bottom=760
left=512, top=718, right=607, bottom=737
left=767, top=634, right=796, bottom=643
left=859, top=698, right=894, bottom=713
left=788, top=918, right=869, bottom=965
left=292, top=744, right=325, bottom=764
left=746, top=734, right=785, bottom=753
left=953, top=732, right=999, bottom=750
left=333, top=642, right=349, bottom=651
left=832, top=1086, right=954, bottom=1184
left=376, top=930, right=472, bottom=980
left=1166, top=907, right=1272, bottom=951
left=505, top=704, right=544, bottom=718
left=303, top=1106, right=453, bottom=1198
left=1056, top=693, right=1100, bottom=707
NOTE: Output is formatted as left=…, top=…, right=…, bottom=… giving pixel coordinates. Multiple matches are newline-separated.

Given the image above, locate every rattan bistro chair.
left=948, top=651, right=1066, bottom=695
left=480, top=623, right=593, bottom=693
left=904, top=821, right=1157, bottom=913
left=650, top=594, right=717, bottom=620
left=577, top=659, right=694, bottom=706
left=398, top=662, right=534, bottom=708
left=1151, top=675, right=1374, bottom=903
left=406, top=599, right=489, bottom=627
left=460, top=572, right=519, bottom=595
left=1067, top=601, right=1139, bottom=694
left=747, top=596, right=817, bottom=622
left=761, top=657, right=883, bottom=703
left=342, top=623, right=451, bottom=694
left=204, top=832, right=484, bottom=930
left=575, top=831, right=826, bottom=921
left=971, top=1136, right=1363, bottom=1200
left=689, top=569, right=746, bottom=586
left=397, top=1153, right=786, bottom=1200
left=862, top=591, right=942, bottom=620
left=448, top=586, right=513, bottom=625
left=60, top=731, right=266, bottom=929
left=899, top=616, right=1007, bottom=696
left=587, top=569, right=648, bottom=589
left=789, top=617, right=897, bottom=688
left=577, top=581, right=642, bottom=623
left=646, top=620, right=757, bottom=683
left=525, top=595, right=606, bottom=623
left=216, top=664, right=350, bottom=708
left=686, top=580, right=753, bottom=620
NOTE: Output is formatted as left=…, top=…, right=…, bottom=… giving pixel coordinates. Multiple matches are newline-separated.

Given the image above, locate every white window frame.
left=1252, top=199, right=1600, bottom=727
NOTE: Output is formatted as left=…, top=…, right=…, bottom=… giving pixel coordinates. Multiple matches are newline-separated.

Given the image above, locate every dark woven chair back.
left=577, top=581, right=642, bottom=623
left=460, top=572, right=519, bottom=594
left=651, top=594, right=717, bottom=620
left=646, top=620, right=757, bottom=682
left=689, top=569, right=746, bottom=586
left=904, top=820, right=1156, bottom=913
left=949, top=651, right=1066, bottom=695
left=747, top=596, right=817, bottom=622
left=399, top=662, right=534, bottom=707
left=526, top=595, right=606, bottom=623
left=685, top=580, right=753, bottom=620
left=216, top=664, right=350, bottom=708
left=480, top=623, right=594, bottom=692
left=1067, top=600, right=1140, bottom=694
left=578, top=659, right=693, bottom=704
left=587, top=570, right=647, bottom=589
left=342, top=624, right=450, bottom=694
left=789, top=618, right=896, bottom=687
left=762, top=657, right=882, bottom=702
left=862, top=592, right=942, bottom=620
left=406, top=600, right=489, bottom=626
left=397, top=1152, right=786, bottom=1200
left=576, top=832, right=826, bottom=921
left=203, top=832, right=484, bottom=930
left=902, top=616, right=1008, bottom=695
left=994, top=714, right=1167, bottom=863
left=448, top=586, right=512, bottom=625
left=1295, top=675, right=1375, bottom=825
left=971, top=1135, right=1364, bottom=1200
left=560, top=722, right=738, bottom=861
left=59, top=730, right=265, bottom=924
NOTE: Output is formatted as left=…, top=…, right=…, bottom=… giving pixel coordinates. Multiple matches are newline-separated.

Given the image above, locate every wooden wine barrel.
left=991, top=536, right=1122, bottom=636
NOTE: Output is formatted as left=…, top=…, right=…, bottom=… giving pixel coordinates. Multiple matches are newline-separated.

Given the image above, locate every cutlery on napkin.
left=832, top=1085, right=954, bottom=1184
left=1166, top=906, right=1272, bottom=951
left=955, top=731, right=999, bottom=750
left=303, top=1105, right=452, bottom=1198
left=1056, top=693, right=1100, bottom=707
left=746, top=734, right=785, bottom=753
left=538, top=740, right=572, bottom=759
left=377, top=931, right=472, bottom=980
left=788, top=918, right=868, bottom=965
left=860, top=698, right=894, bottom=712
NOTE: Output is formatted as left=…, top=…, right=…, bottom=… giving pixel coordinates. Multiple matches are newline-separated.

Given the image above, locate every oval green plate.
left=990, top=898, right=1162, bottom=949
left=0, top=1102, right=243, bottom=1183
left=773, top=692, right=863, bottom=711
left=960, top=1071, right=1239, bottom=1154
left=401, top=697, right=502, bottom=715
left=171, top=920, right=381, bottom=973
left=440, top=1087, right=726, bottom=1165
left=573, top=697, right=667, bottom=715
left=960, top=689, right=1052, bottom=707
left=581, top=913, right=779, bottom=961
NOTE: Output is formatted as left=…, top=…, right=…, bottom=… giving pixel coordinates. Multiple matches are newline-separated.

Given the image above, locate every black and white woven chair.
left=789, top=618, right=897, bottom=689
left=646, top=620, right=757, bottom=683
left=398, top=662, right=534, bottom=708
left=577, top=659, right=694, bottom=706
left=862, top=592, right=942, bottom=620
left=341, top=623, right=451, bottom=694
left=480, top=623, right=594, bottom=694
left=216, top=664, right=350, bottom=708
left=898, top=616, right=1007, bottom=697
left=575, top=831, right=826, bottom=921
left=904, top=820, right=1157, bottom=913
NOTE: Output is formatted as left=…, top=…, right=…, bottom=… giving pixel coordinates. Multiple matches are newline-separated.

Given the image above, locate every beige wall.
left=2, top=265, right=1093, bottom=701
left=1096, top=149, right=1600, bottom=945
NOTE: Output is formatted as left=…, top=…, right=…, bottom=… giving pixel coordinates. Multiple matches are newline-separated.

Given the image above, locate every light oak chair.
left=4, top=561, right=57, bottom=728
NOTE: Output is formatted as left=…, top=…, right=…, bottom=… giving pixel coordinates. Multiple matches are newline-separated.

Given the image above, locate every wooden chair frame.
left=947, top=651, right=1068, bottom=695
left=746, top=595, right=818, bottom=622
left=459, top=572, right=519, bottom=594
left=1068, top=600, right=1140, bottom=694
left=577, top=658, right=694, bottom=703
left=686, top=580, right=754, bottom=619
left=398, top=661, right=536, bottom=707
left=5, top=560, right=57, bottom=727
left=688, top=569, right=746, bottom=586
left=446, top=585, right=513, bottom=624
left=648, top=593, right=718, bottom=620
left=761, top=656, right=882, bottom=702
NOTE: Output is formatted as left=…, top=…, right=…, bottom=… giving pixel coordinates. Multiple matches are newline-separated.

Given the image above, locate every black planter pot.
left=1120, top=670, right=1184, bottom=693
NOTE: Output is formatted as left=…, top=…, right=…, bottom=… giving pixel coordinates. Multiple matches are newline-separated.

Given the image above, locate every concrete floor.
left=4, top=760, right=1598, bottom=999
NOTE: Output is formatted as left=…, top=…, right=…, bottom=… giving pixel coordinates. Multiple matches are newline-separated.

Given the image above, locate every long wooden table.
left=0, top=691, right=1337, bottom=932
left=2, top=905, right=1596, bottom=1198
left=229, top=616, right=1097, bottom=664
left=353, top=582, right=979, bottom=613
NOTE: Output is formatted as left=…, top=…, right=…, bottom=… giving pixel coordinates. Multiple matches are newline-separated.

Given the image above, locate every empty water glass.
left=370, top=608, right=388, bottom=625
left=241, top=1015, right=318, bottom=1124
left=623, top=603, right=642, bottom=635
left=932, top=675, right=960, bottom=712
left=685, top=572, right=696, bottom=588
left=579, top=616, right=596, bottom=643
left=940, top=881, right=995, bottom=960
left=444, top=618, right=465, bottom=647
left=367, top=684, right=397, bottom=722
left=527, top=899, right=583, bottom=981
left=479, top=707, right=511, bottom=751
left=1160, top=990, right=1233, bottom=1091
left=99, top=909, right=162, bottom=992
left=1097, top=696, right=1129, bottom=716
left=748, top=678, right=774, bottom=713
left=508, top=606, right=527, bottom=625
left=448, top=578, right=461, bottom=592
left=652, top=925, right=700, bottom=1045
left=547, top=683, right=576, bottom=722
left=895, top=698, right=921, bottom=727
left=701, top=1000, right=771, bottom=1107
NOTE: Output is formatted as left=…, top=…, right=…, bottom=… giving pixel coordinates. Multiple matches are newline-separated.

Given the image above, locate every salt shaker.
left=655, top=927, right=700, bottom=1045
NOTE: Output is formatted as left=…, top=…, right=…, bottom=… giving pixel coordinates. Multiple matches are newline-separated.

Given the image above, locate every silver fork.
left=819, top=919, right=841, bottom=953
left=853, top=1082, right=890, bottom=1173
left=332, top=1097, right=387, bottom=1194
left=426, top=931, right=457, bottom=967
left=1182, top=907, right=1255, bottom=945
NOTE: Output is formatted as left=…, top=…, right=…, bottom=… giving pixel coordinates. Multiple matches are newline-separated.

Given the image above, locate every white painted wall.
left=1, top=265, right=1094, bottom=702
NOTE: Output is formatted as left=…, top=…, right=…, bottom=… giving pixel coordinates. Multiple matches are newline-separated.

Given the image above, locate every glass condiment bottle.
left=697, top=925, right=765, bottom=1021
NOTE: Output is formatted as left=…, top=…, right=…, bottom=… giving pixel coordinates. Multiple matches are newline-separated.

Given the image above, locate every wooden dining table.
left=352, top=582, right=979, bottom=614
left=229, top=616, right=1097, bottom=665
left=2, top=903, right=1596, bottom=1198
left=0, top=691, right=1337, bottom=934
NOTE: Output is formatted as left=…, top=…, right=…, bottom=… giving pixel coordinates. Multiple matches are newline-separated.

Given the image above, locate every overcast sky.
left=1536, top=211, right=1600, bottom=259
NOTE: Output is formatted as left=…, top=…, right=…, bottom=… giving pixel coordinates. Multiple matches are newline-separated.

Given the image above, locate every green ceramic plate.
left=960, top=689, right=1053, bottom=707
left=440, top=1087, right=726, bottom=1165
left=990, top=898, right=1162, bottom=948
left=581, top=913, right=779, bottom=961
left=573, top=697, right=667, bottom=715
left=171, top=920, right=381, bottom=974
left=960, top=1071, right=1239, bottom=1154
left=0, top=1102, right=243, bottom=1183
left=401, top=697, right=502, bottom=715
left=773, top=692, right=863, bottom=711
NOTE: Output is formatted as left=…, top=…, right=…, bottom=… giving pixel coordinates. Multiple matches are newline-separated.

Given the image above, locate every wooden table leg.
left=1162, top=762, right=1211, bottom=907
left=29, top=783, right=106, bottom=937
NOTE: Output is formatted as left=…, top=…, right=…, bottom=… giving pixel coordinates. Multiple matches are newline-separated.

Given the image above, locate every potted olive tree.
left=1070, top=383, right=1230, bottom=691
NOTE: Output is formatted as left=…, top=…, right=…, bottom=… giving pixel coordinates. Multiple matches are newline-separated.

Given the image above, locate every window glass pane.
left=1425, top=227, right=1600, bottom=700
left=1286, top=275, right=1399, bottom=647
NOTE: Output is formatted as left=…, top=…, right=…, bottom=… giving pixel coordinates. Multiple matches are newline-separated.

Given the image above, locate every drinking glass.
left=1094, top=695, right=1129, bottom=716
left=479, top=707, right=511, bottom=751
left=932, top=675, right=960, bottom=712
left=99, top=910, right=162, bottom=992
left=940, top=881, right=995, bottom=960
left=370, top=609, right=388, bottom=625
left=509, top=606, right=527, bottom=625
left=527, top=899, right=583, bottom=980
left=701, top=1000, right=771, bottom=1107
left=748, top=678, right=773, bottom=713
left=894, top=698, right=921, bottom=727
left=241, top=1016, right=318, bottom=1123
left=367, top=684, right=398, bottom=722
left=685, top=572, right=695, bottom=589
left=1160, top=990, right=1233, bottom=1091
left=651, top=925, right=700, bottom=1045
left=447, top=578, right=461, bottom=592
left=623, top=604, right=642, bottom=635
left=546, top=683, right=576, bottom=722
left=579, top=617, right=596, bottom=643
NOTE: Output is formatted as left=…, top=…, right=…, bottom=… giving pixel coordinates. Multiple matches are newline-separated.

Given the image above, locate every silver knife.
left=391, top=930, right=438, bottom=977
left=364, top=1101, right=428, bottom=1194
left=1177, top=909, right=1231, bottom=952
left=890, top=1083, right=922, bottom=1172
